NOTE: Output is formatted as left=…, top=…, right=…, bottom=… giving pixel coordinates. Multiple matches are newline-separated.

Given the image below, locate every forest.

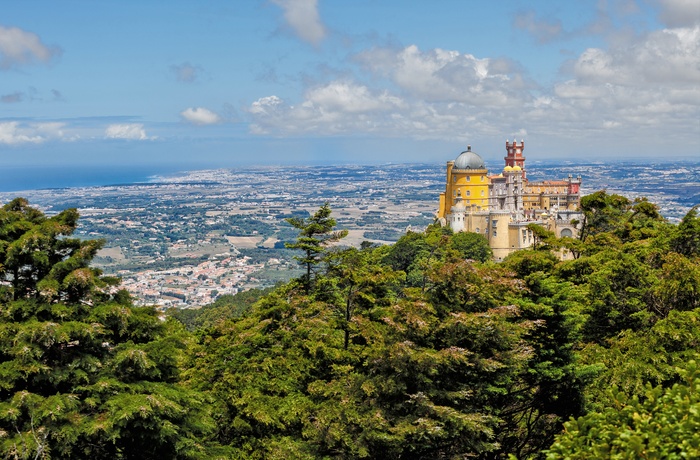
left=0, top=193, right=699, bottom=459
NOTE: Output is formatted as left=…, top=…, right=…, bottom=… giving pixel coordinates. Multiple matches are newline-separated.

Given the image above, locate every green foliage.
left=527, top=223, right=556, bottom=250
left=382, top=230, right=431, bottom=273
left=0, top=199, right=221, bottom=459
left=671, top=206, right=700, bottom=258
left=577, top=309, right=700, bottom=411
left=447, top=231, right=492, bottom=262
left=191, top=220, right=595, bottom=458
left=193, top=274, right=538, bottom=458
left=285, top=202, right=348, bottom=291
left=188, top=196, right=700, bottom=458
left=547, top=360, right=700, bottom=459
left=0, top=198, right=117, bottom=303
left=578, top=191, right=631, bottom=242
left=503, top=249, right=558, bottom=278
left=168, top=287, right=275, bottom=331
left=582, top=250, right=655, bottom=341
left=382, top=225, right=452, bottom=290
left=3, top=195, right=695, bottom=459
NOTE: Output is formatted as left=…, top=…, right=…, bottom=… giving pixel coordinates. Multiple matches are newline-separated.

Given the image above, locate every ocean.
left=0, top=164, right=186, bottom=193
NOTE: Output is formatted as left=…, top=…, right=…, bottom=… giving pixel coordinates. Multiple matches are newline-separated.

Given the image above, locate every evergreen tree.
left=577, top=191, right=631, bottom=243
left=0, top=199, right=221, bottom=459
left=285, top=202, right=347, bottom=292
left=671, top=206, right=700, bottom=258
left=192, top=229, right=588, bottom=458
left=448, top=230, right=493, bottom=262
left=547, top=360, right=700, bottom=459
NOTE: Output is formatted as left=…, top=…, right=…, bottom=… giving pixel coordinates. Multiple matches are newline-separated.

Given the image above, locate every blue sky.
left=1, top=0, right=698, bottom=170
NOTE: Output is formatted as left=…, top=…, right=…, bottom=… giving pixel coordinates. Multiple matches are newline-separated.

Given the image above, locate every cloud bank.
left=105, top=123, right=152, bottom=140
left=0, top=121, right=68, bottom=144
left=656, top=0, right=700, bottom=27
left=180, top=107, right=221, bottom=125
left=248, top=20, right=700, bottom=145
left=272, top=0, right=326, bottom=45
left=0, top=26, right=61, bottom=70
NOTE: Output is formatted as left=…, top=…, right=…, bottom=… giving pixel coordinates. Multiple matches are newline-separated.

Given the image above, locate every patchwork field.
left=225, top=236, right=264, bottom=248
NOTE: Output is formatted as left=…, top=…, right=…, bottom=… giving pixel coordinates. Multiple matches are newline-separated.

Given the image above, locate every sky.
left=1, top=0, right=699, bottom=171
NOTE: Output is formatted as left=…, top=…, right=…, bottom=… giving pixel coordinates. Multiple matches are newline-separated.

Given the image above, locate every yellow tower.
left=438, top=146, right=489, bottom=219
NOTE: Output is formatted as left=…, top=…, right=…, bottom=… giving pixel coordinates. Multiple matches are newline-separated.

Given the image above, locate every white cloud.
left=248, top=82, right=407, bottom=135
left=550, top=25, right=700, bottom=134
left=247, top=20, right=699, bottom=148
left=0, top=121, right=68, bottom=144
left=0, top=26, right=61, bottom=70
left=356, top=45, right=529, bottom=106
left=248, top=45, right=538, bottom=139
left=571, top=26, right=700, bottom=85
left=306, top=81, right=403, bottom=113
left=0, top=122, right=43, bottom=144
left=249, top=95, right=284, bottom=115
left=105, top=123, right=151, bottom=140
left=655, top=0, right=700, bottom=27
left=180, top=107, right=221, bottom=125
left=272, top=0, right=326, bottom=45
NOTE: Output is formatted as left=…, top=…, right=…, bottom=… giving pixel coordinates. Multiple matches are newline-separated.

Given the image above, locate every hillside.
left=0, top=194, right=698, bottom=458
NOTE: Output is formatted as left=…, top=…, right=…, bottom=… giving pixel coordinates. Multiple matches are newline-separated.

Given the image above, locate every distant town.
left=2, top=160, right=698, bottom=308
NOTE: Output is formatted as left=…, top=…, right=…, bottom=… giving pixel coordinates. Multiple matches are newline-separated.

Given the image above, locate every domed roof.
left=512, top=165, right=522, bottom=171
left=504, top=165, right=514, bottom=172
left=454, top=145, right=485, bottom=170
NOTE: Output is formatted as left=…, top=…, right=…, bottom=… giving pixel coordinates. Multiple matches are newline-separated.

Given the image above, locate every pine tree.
left=285, top=202, right=347, bottom=292
left=0, top=199, right=221, bottom=459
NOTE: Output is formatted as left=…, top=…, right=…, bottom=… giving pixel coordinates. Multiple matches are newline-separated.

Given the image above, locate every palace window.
left=467, top=176, right=471, bottom=182
left=467, top=190, right=471, bottom=196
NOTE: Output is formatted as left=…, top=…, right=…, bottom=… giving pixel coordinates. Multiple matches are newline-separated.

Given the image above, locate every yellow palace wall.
left=439, top=161, right=489, bottom=218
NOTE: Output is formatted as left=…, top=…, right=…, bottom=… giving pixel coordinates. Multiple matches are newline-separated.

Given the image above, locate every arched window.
left=560, top=228, right=573, bottom=238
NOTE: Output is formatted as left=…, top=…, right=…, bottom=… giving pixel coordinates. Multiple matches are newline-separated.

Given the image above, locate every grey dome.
left=454, top=145, right=485, bottom=170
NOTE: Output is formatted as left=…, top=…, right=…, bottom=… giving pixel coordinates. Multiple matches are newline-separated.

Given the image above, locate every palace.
left=437, top=140, right=582, bottom=260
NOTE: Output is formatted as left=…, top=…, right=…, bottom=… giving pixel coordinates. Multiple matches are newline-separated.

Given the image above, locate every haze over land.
left=1, top=0, right=699, bottom=176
